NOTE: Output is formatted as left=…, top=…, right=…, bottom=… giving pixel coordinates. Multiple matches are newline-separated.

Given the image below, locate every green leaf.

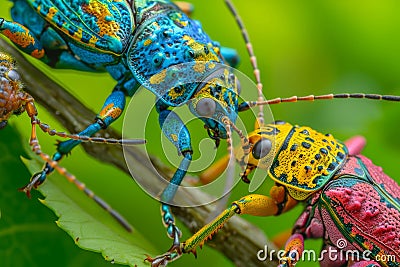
left=20, top=141, right=158, bottom=267
left=1, top=124, right=157, bottom=267
left=0, top=125, right=114, bottom=267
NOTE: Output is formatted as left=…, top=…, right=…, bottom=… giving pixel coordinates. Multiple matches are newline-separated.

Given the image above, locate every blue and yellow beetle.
left=0, top=0, right=260, bottom=251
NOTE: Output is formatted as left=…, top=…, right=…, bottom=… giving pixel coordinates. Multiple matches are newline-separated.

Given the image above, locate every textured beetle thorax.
left=270, top=124, right=348, bottom=199
left=129, top=4, right=227, bottom=106
left=189, top=67, right=239, bottom=140
left=237, top=122, right=349, bottom=200
left=182, top=36, right=221, bottom=64
left=193, top=68, right=239, bottom=109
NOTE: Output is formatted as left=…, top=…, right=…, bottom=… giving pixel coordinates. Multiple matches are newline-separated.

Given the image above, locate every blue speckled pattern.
left=128, top=7, right=224, bottom=104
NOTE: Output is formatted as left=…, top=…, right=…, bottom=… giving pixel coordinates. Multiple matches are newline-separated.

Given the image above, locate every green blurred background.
left=1, top=0, right=400, bottom=266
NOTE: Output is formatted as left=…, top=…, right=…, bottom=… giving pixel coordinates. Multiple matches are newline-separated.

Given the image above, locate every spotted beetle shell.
left=27, top=0, right=134, bottom=54
left=239, top=122, right=349, bottom=201
left=270, top=124, right=348, bottom=200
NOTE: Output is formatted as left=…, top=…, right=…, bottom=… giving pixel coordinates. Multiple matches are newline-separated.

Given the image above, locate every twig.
left=0, top=37, right=279, bottom=267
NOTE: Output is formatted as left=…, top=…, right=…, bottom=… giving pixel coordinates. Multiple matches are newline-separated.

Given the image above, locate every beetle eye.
left=8, top=70, right=20, bottom=81
left=0, top=120, right=8, bottom=129
left=196, top=97, right=216, bottom=117
left=252, top=138, right=272, bottom=159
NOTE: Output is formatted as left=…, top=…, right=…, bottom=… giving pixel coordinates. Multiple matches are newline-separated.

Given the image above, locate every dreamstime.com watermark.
left=257, top=238, right=396, bottom=263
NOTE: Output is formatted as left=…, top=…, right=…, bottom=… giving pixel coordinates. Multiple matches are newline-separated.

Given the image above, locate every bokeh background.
left=1, top=0, right=400, bottom=266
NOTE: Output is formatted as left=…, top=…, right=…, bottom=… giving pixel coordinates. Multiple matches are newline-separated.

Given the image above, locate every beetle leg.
left=220, top=46, right=240, bottom=67
left=147, top=194, right=283, bottom=265
left=184, top=192, right=297, bottom=252
left=0, top=19, right=45, bottom=59
left=344, top=136, right=366, bottom=156
left=146, top=190, right=297, bottom=265
left=157, top=105, right=193, bottom=243
left=23, top=119, right=133, bottom=231
left=159, top=151, right=191, bottom=240
left=21, top=89, right=128, bottom=193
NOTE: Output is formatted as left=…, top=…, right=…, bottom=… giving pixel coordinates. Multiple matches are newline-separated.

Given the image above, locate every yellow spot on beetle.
left=47, top=7, right=57, bottom=20
left=31, top=49, right=45, bottom=59
left=168, top=87, right=186, bottom=100
left=99, top=103, right=122, bottom=119
left=81, top=0, right=120, bottom=39
left=182, top=36, right=221, bottom=63
left=3, top=29, right=35, bottom=49
left=170, top=134, right=178, bottom=142
left=170, top=12, right=188, bottom=27
left=193, top=62, right=206, bottom=73
left=150, top=69, right=167, bottom=84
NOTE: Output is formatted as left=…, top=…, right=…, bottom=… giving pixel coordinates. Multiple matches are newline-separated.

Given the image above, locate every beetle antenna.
left=35, top=118, right=146, bottom=145
left=239, top=93, right=400, bottom=111
left=206, top=117, right=237, bottom=222
left=227, top=118, right=251, bottom=157
left=25, top=99, right=145, bottom=145
left=225, top=0, right=265, bottom=127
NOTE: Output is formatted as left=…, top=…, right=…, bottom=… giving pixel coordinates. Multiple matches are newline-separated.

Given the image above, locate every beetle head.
left=235, top=121, right=291, bottom=183
left=188, top=67, right=240, bottom=147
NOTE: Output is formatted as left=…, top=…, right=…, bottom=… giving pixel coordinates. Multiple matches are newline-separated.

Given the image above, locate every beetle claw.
left=145, top=224, right=183, bottom=266
left=188, top=248, right=197, bottom=258
left=18, top=171, right=43, bottom=198
left=18, top=185, right=32, bottom=198
left=240, top=173, right=250, bottom=183
left=144, top=247, right=182, bottom=267
left=144, top=254, right=168, bottom=267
